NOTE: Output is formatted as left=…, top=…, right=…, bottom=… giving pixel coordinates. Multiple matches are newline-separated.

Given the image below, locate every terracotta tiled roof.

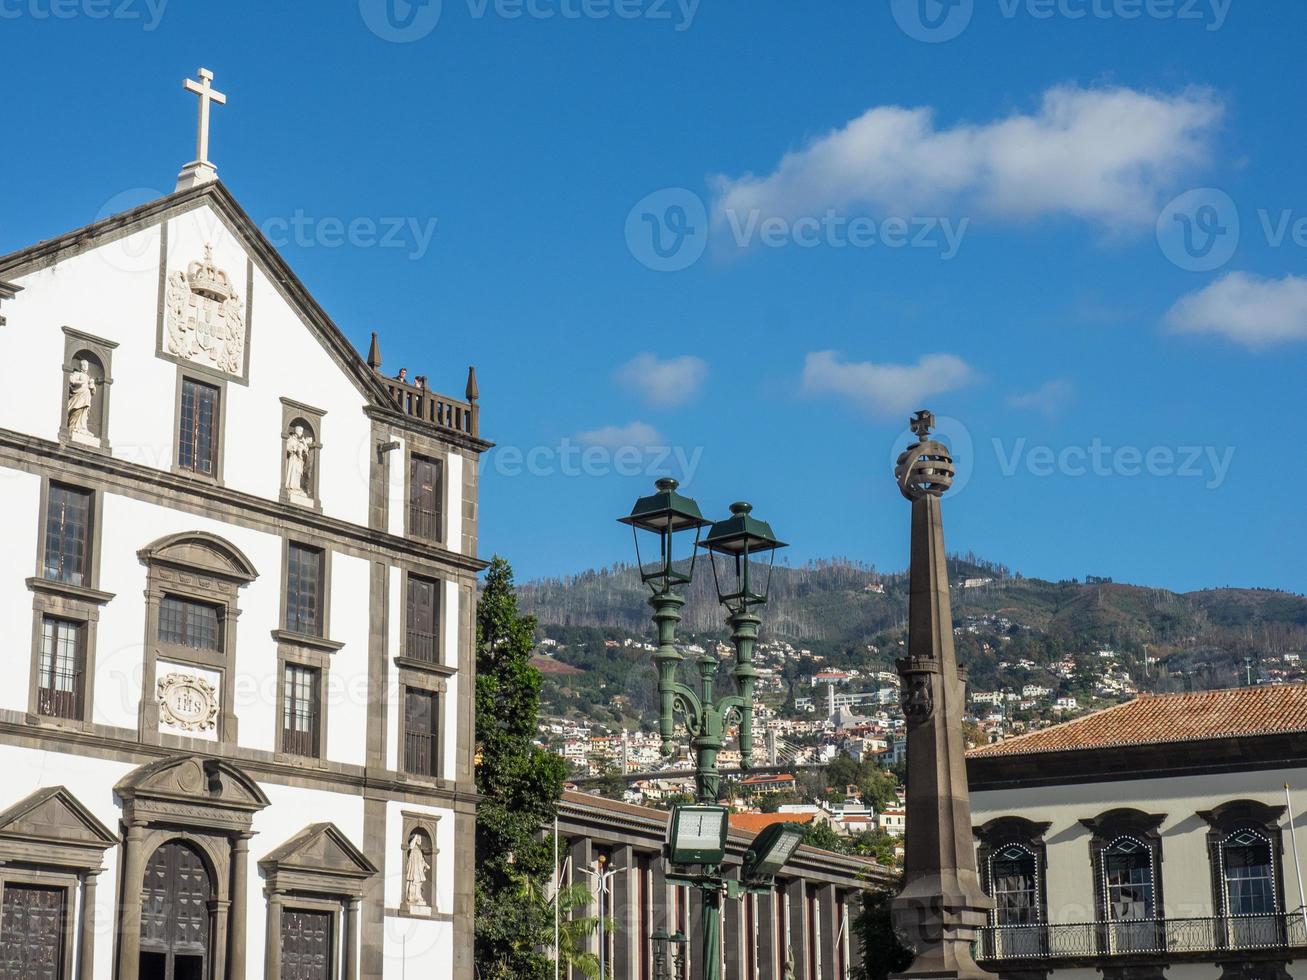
left=728, top=812, right=816, bottom=835
left=967, top=684, right=1307, bottom=758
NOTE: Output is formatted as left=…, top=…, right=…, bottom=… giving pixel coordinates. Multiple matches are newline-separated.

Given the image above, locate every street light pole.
left=620, top=483, right=787, bottom=980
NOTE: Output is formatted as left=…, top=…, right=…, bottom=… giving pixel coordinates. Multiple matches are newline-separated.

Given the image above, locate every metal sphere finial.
left=895, top=409, right=955, bottom=500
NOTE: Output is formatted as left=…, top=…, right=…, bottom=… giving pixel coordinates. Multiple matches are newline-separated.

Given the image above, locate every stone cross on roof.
left=176, top=68, right=228, bottom=191
left=909, top=409, right=936, bottom=441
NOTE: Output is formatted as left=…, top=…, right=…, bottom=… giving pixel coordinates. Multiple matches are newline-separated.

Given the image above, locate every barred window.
left=405, top=575, right=439, bottom=663
left=43, top=484, right=92, bottom=586
left=158, top=595, right=223, bottom=651
left=282, top=663, right=320, bottom=757
left=37, top=616, right=84, bottom=720
left=178, top=378, right=219, bottom=475
left=403, top=689, right=439, bottom=778
left=285, top=544, right=324, bottom=637
left=408, top=455, right=442, bottom=542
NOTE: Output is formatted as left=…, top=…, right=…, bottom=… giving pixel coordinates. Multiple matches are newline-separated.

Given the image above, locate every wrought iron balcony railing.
left=977, top=914, right=1307, bottom=962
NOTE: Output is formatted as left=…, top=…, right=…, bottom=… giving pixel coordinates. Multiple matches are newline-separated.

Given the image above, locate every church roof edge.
left=0, top=181, right=491, bottom=450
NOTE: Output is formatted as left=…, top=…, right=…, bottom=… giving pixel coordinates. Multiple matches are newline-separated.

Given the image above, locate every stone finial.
left=367, top=332, right=382, bottom=371
left=895, top=409, right=955, bottom=501
left=465, top=365, right=479, bottom=403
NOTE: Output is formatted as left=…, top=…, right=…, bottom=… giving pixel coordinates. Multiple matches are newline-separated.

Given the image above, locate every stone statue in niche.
left=284, top=423, right=313, bottom=502
left=66, top=358, right=98, bottom=444
left=404, top=832, right=431, bottom=911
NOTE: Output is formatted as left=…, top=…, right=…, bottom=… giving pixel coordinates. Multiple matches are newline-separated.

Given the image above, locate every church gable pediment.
left=117, top=756, right=270, bottom=816
left=0, top=182, right=388, bottom=406
left=260, top=823, right=377, bottom=880
left=0, top=786, right=116, bottom=850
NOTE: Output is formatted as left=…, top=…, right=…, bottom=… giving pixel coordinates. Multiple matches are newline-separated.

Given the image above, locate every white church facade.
left=0, top=70, right=487, bottom=980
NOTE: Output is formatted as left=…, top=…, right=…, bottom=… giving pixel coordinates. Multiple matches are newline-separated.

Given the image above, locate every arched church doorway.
left=138, top=840, right=212, bottom=980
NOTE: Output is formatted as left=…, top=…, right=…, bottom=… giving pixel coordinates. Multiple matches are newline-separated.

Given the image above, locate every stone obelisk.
left=892, top=411, right=995, bottom=980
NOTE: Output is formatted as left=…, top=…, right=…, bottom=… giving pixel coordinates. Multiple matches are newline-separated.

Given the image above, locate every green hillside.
left=518, top=558, right=1307, bottom=724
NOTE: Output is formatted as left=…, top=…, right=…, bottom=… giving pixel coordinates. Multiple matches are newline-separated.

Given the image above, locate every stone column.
left=785, top=878, right=809, bottom=980
left=847, top=894, right=864, bottom=977
left=78, top=872, right=99, bottom=980
left=116, top=823, right=146, bottom=980
left=266, top=892, right=284, bottom=980
left=818, top=885, right=841, bottom=980
left=209, top=898, right=229, bottom=980
left=611, top=846, right=640, bottom=980
left=723, top=870, right=746, bottom=980
left=569, top=838, right=595, bottom=980
left=228, top=834, right=250, bottom=979
left=757, top=888, right=781, bottom=980
left=346, top=898, right=362, bottom=980
left=891, top=412, right=995, bottom=980
left=688, top=888, right=705, bottom=980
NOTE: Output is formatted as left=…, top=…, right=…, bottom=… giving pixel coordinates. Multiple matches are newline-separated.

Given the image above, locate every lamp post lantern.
left=620, top=482, right=789, bottom=980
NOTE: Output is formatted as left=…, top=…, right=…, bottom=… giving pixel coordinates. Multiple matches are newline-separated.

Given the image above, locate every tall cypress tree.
left=474, top=556, right=568, bottom=978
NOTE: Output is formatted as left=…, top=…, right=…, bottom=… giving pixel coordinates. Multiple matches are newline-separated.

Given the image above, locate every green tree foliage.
left=521, top=878, right=615, bottom=979
left=804, top=824, right=901, bottom=868
left=854, top=881, right=914, bottom=980
left=475, top=557, right=569, bottom=979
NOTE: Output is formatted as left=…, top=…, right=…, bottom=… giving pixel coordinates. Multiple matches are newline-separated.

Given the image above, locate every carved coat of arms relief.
left=165, top=244, right=246, bottom=376
left=157, top=672, right=219, bottom=733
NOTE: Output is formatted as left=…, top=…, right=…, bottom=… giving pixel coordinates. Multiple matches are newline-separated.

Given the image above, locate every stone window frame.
left=273, top=642, right=333, bottom=767
left=1082, top=808, right=1166, bottom=931
left=26, top=477, right=113, bottom=731
left=279, top=538, right=330, bottom=640
left=58, top=326, right=118, bottom=454
left=279, top=397, right=326, bottom=511
left=396, top=811, right=442, bottom=918
left=975, top=816, right=1052, bottom=927
left=171, top=369, right=228, bottom=485
left=398, top=670, right=448, bottom=785
left=403, top=441, right=447, bottom=544
left=399, top=568, right=446, bottom=668
left=1198, top=800, right=1288, bottom=921
left=258, top=822, right=376, bottom=980
left=137, top=532, right=258, bottom=745
left=273, top=537, right=344, bottom=653
left=0, top=786, right=117, bottom=980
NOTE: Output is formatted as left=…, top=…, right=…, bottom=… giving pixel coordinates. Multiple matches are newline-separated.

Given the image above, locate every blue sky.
left=2, top=0, right=1304, bottom=593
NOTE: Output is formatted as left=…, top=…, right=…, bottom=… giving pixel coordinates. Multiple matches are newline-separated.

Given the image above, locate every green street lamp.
left=700, top=502, right=786, bottom=782
left=619, top=483, right=790, bottom=980
left=618, top=478, right=711, bottom=759
left=651, top=929, right=688, bottom=980
left=741, top=821, right=808, bottom=889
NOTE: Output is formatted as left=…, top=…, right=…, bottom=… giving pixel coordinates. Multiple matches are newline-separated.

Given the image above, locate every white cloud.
left=576, top=421, right=664, bottom=450
left=1165, top=272, right=1307, bottom=348
left=801, top=351, right=978, bottom=418
left=1008, top=379, right=1077, bottom=418
left=712, top=85, right=1221, bottom=230
left=615, top=353, right=708, bottom=408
